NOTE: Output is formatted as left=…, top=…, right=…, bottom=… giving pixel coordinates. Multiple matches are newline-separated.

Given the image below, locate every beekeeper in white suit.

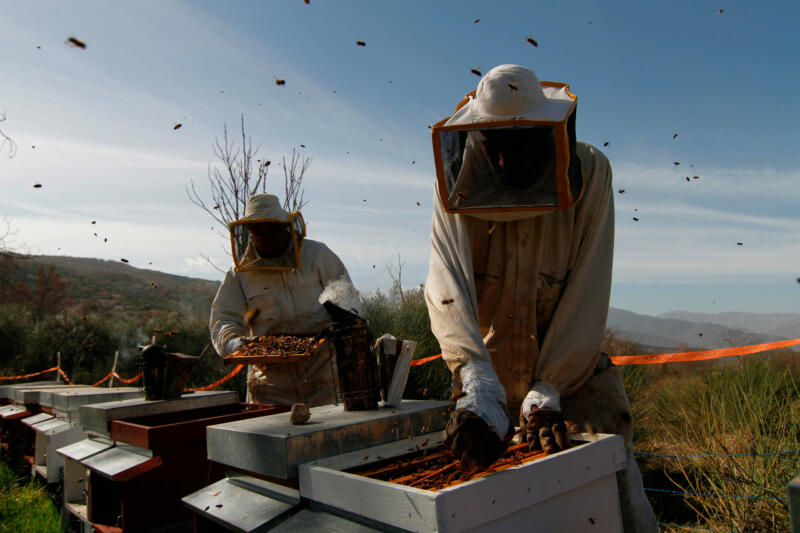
left=210, top=193, right=354, bottom=406
left=424, top=65, right=657, bottom=532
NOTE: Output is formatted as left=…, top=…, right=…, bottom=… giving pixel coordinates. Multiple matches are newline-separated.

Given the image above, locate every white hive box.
left=57, top=437, right=114, bottom=528
left=300, top=433, right=626, bottom=533
left=32, top=418, right=85, bottom=483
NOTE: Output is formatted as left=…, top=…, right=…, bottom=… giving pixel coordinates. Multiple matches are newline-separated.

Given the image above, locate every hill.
left=2, top=254, right=219, bottom=323
left=606, top=307, right=795, bottom=352
left=658, top=310, right=800, bottom=340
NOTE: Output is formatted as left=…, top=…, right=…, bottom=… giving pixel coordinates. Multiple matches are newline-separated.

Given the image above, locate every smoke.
left=318, top=275, right=362, bottom=314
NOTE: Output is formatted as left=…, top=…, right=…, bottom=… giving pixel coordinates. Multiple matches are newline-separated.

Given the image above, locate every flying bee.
left=470, top=68, right=482, bottom=76
left=275, top=78, right=286, bottom=86
left=603, top=141, right=609, bottom=146
left=66, top=36, right=86, bottom=49
left=674, top=161, right=680, bottom=166
left=120, top=258, right=129, bottom=263
left=633, top=217, right=639, bottom=222
left=173, top=123, right=182, bottom=130
left=474, top=18, right=480, bottom=23
left=673, top=133, right=678, bottom=139
left=356, top=40, right=366, bottom=46
left=508, top=83, right=518, bottom=91
left=526, top=37, right=538, bottom=47
left=33, top=183, right=42, bottom=188
left=441, top=299, right=454, bottom=305
left=618, top=189, right=625, bottom=194
left=686, top=177, right=690, bottom=182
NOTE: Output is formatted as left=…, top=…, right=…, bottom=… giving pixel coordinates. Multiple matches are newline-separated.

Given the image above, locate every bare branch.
left=0, top=111, right=17, bottom=159
left=187, top=115, right=309, bottom=264
left=387, top=254, right=406, bottom=304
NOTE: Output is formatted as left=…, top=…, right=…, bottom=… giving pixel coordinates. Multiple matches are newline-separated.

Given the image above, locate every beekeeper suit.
left=425, top=65, right=656, bottom=532
left=210, top=194, right=352, bottom=406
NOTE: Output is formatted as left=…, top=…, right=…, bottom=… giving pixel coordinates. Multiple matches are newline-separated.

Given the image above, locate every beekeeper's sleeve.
left=210, top=267, right=249, bottom=357
left=535, top=151, right=614, bottom=395
left=424, top=188, right=492, bottom=373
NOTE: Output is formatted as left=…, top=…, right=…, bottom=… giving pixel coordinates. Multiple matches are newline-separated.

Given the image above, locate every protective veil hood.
left=432, top=65, right=583, bottom=221
left=229, top=194, right=306, bottom=272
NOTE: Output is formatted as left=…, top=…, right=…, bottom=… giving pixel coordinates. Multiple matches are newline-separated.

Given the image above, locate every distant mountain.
left=606, top=307, right=793, bottom=352
left=658, top=311, right=800, bottom=340
left=2, top=254, right=220, bottom=322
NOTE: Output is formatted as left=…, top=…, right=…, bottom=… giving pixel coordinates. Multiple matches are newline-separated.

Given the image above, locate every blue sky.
left=1, top=1, right=798, bottom=316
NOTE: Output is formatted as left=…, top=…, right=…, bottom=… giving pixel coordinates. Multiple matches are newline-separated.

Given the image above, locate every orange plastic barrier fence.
left=609, top=337, right=800, bottom=365
left=409, top=337, right=800, bottom=368
left=0, top=366, right=59, bottom=381
left=92, top=373, right=114, bottom=386
left=91, top=371, right=143, bottom=387
left=186, top=364, right=244, bottom=391
left=114, top=371, right=143, bottom=384
left=410, top=353, right=447, bottom=367
left=57, top=368, right=74, bottom=385
left=5, top=337, right=797, bottom=389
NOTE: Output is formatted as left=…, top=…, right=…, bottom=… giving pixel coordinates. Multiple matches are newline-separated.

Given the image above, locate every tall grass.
left=647, top=358, right=799, bottom=532
left=0, top=460, right=61, bottom=533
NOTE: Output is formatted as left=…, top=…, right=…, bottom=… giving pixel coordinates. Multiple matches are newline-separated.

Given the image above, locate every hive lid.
left=21, top=412, right=54, bottom=427
left=56, top=437, right=114, bottom=462
left=79, top=390, right=238, bottom=436
left=206, top=399, right=451, bottom=480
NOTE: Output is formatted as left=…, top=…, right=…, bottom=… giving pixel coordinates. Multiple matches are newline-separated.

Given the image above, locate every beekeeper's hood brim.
left=432, top=64, right=583, bottom=220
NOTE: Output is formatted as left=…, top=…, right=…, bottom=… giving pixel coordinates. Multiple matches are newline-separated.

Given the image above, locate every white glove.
left=521, top=381, right=561, bottom=420
left=223, top=336, right=256, bottom=356
left=457, top=361, right=512, bottom=439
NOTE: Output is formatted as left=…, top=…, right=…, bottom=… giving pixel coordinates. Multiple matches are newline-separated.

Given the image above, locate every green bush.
left=362, top=286, right=450, bottom=400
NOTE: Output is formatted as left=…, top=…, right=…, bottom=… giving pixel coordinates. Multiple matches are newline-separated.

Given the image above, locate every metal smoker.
left=139, top=344, right=199, bottom=400
left=323, top=300, right=381, bottom=411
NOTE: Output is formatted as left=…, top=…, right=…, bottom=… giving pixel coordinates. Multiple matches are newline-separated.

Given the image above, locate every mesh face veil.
left=229, top=213, right=306, bottom=272
left=432, top=65, right=583, bottom=218
left=228, top=194, right=307, bottom=272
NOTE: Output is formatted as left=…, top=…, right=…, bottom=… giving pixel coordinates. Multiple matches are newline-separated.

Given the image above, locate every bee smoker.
left=140, top=345, right=200, bottom=401
left=323, top=301, right=381, bottom=411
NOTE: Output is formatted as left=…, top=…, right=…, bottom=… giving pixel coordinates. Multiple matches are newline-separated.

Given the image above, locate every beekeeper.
left=210, top=193, right=353, bottom=406
left=424, top=64, right=656, bottom=532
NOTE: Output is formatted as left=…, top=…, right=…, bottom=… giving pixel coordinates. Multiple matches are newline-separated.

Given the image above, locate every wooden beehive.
left=300, top=432, right=627, bottom=533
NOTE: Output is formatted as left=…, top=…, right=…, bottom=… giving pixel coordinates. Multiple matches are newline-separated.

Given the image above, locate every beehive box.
left=32, top=418, right=85, bottom=483
left=300, top=432, right=626, bottom=533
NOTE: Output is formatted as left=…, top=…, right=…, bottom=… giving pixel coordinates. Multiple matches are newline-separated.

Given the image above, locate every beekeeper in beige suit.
left=210, top=193, right=353, bottom=406
left=424, top=65, right=657, bottom=532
